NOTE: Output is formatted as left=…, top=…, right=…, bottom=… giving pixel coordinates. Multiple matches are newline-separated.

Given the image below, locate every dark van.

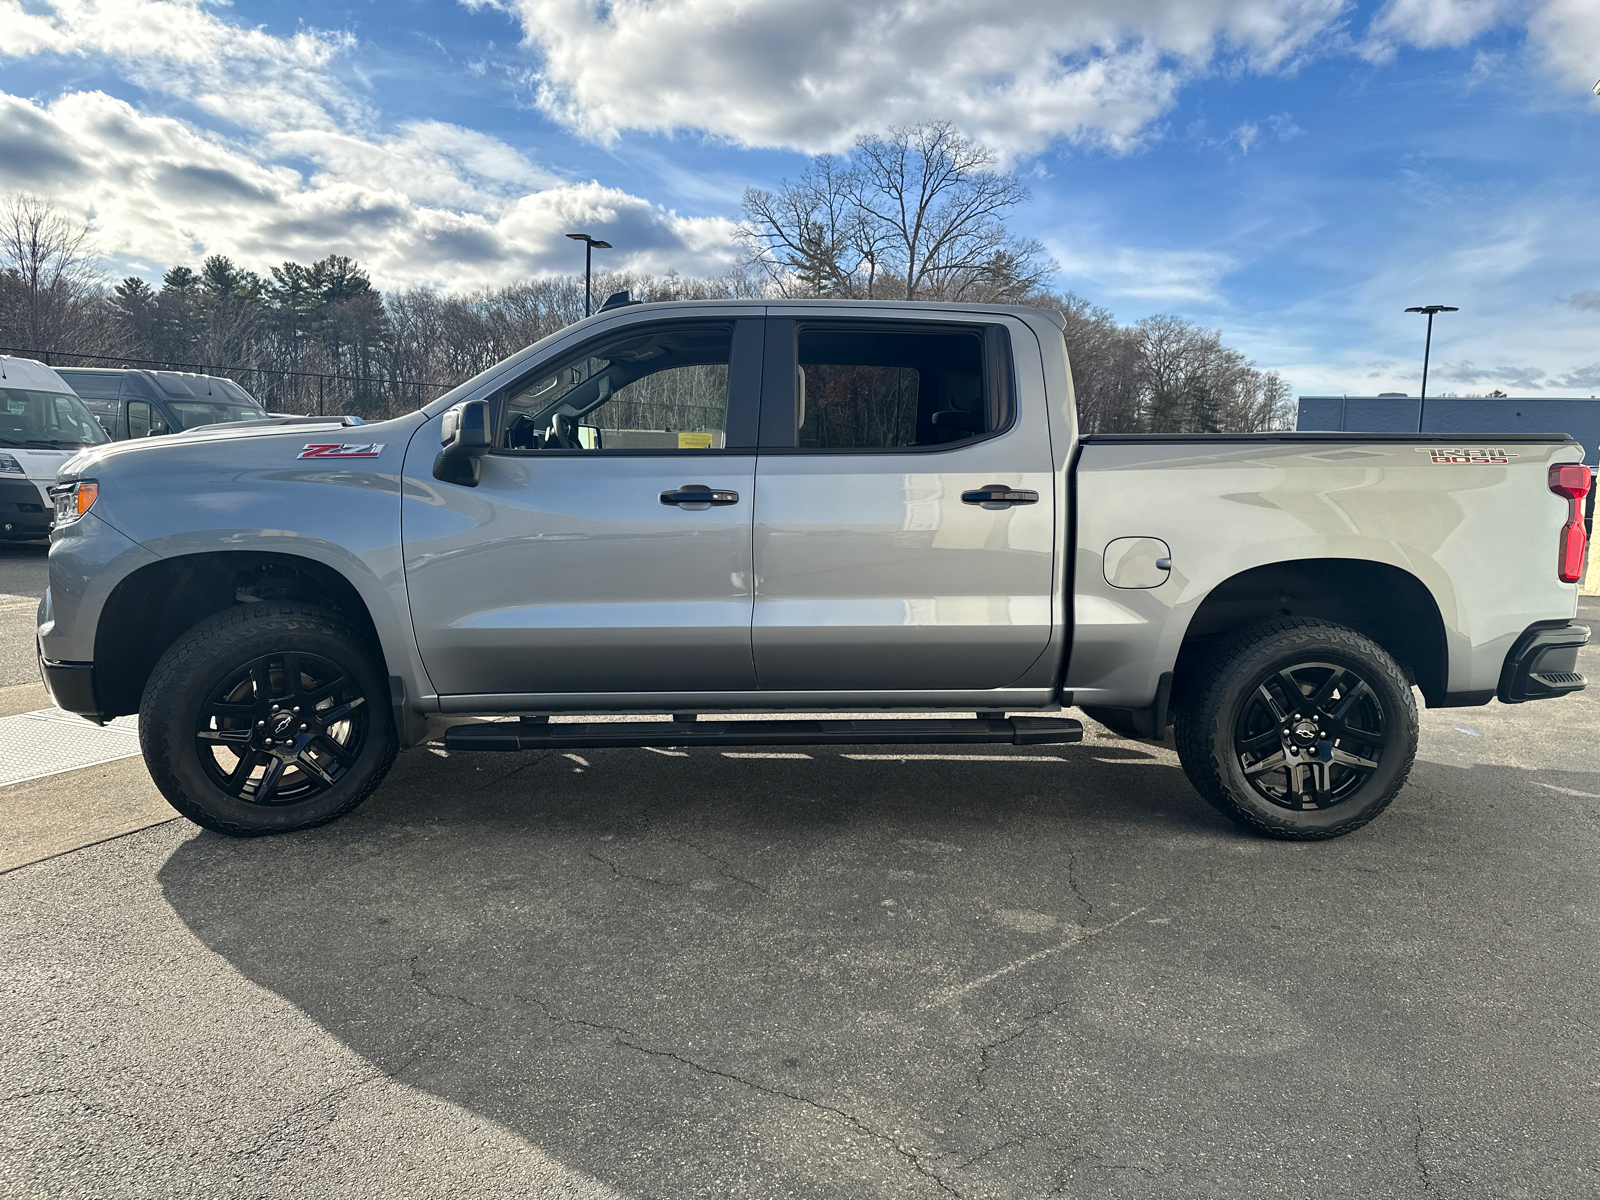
left=53, top=368, right=270, bottom=439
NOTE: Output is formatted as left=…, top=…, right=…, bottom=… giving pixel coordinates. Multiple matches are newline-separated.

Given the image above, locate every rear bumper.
left=1498, top=621, right=1589, bottom=703
left=39, top=652, right=105, bottom=722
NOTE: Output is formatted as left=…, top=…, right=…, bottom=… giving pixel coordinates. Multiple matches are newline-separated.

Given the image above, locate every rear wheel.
left=1174, top=618, right=1417, bottom=840
left=140, top=603, right=396, bottom=836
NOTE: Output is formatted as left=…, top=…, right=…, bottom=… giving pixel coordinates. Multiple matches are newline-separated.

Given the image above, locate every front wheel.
left=1174, top=618, right=1418, bottom=840
left=140, top=603, right=397, bottom=836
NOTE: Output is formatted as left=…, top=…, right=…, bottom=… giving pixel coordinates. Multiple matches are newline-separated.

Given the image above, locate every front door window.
left=501, top=325, right=733, bottom=452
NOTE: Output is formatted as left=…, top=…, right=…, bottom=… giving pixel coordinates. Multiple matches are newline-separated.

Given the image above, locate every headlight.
left=50, top=480, right=98, bottom=526
left=0, top=453, right=21, bottom=473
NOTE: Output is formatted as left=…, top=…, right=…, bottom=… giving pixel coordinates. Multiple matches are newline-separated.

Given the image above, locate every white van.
left=0, top=356, right=111, bottom=539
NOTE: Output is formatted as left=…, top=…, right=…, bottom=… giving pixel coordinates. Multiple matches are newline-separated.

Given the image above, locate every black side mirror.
left=433, top=400, right=492, bottom=486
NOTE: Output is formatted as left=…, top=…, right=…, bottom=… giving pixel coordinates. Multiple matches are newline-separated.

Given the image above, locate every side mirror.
left=433, top=400, right=492, bottom=486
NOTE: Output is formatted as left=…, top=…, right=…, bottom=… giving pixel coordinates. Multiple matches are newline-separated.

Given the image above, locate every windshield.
left=0, top=388, right=110, bottom=449
left=166, top=401, right=270, bottom=430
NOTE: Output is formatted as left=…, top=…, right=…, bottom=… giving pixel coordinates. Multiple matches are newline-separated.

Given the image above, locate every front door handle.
left=962, top=486, right=1039, bottom=507
left=661, top=485, right=739, bottom=510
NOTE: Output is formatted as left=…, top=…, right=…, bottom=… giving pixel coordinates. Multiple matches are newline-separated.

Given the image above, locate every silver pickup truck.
left=35, top=299, right=1591, bottom=841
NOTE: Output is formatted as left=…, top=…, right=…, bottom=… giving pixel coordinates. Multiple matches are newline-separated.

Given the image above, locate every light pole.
left=566, top=233, right=612, bottom=318
left=1405, top=304, right=1458, bottom=433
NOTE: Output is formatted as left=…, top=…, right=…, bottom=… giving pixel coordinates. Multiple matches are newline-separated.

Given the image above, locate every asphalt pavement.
left=0, top=539, right=49, bottom=687
left=2, top=594, right=1598, bottom=1198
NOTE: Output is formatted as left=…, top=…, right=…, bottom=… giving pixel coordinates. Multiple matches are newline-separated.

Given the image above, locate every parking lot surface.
left=2, top=576, right=1597, bottom=1198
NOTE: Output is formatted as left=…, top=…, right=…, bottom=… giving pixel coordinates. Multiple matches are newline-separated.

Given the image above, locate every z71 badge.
left=1414, top=446, right=1519, bottom=465
left=298, top=443, right=386, bottom=459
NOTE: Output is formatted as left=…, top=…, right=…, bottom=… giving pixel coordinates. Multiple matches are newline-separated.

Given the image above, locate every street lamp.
left=1405, top=304, right=1458, bottom=433
left=566, top=233, right=613, bottom=318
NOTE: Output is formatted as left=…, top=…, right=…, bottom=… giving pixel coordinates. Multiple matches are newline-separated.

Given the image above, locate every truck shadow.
left=155, top=745, right=1600, bottom=1198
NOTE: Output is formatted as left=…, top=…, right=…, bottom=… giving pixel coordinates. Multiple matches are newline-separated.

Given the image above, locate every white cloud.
left=0, top=90, right=740, bottom=289
left=0, top=0, right=363, bottom=133
left=1365, top=0, right=1511, bottom=51
left=484, top=0, right=1351, bottom=157
left=0, top=1, right=741, bottom=287
left=1365, top=0, right=1600, bottom=98
left=1049, top=240, right=1237, bottom=304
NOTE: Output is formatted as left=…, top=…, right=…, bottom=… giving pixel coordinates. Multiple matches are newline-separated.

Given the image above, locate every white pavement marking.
left=843, top=753, right=1065, bottom=762
left=0, top=593, right=37, bottom=612
left=722, top=751, right=813, bottom=759
left=915, top=908, right=1147, bottom=1012
left=642, top=747, right=689, bottom=756
left=0, top=708, right=141, bottom=787
left=1536, top=781, right=1600, bottom=798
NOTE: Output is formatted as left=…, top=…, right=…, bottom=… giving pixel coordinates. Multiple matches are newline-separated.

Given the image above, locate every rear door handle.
left=661, top=485, right=739, bottom=509
left=961, top=486, right=1039, bottom=507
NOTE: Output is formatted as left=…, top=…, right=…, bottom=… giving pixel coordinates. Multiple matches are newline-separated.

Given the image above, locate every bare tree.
left=850, top=122, right=1046, bottom=301
left=0, top=192, right=100, bottom=351
left=741, top=156, right=870, bottom=297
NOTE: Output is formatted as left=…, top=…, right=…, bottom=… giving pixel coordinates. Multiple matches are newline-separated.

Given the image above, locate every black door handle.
left=962, top=486, right=1039, bottom=506
left=661, top=485, right=739, bottom=509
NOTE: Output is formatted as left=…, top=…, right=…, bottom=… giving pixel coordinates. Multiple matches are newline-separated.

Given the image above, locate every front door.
left=404, top=316, right=764, bottom=697
left=751, top=316, right=1056, bottom=690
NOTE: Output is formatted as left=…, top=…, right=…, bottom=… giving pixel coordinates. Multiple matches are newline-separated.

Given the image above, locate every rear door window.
left=761, top=322, right=1013, bottom=451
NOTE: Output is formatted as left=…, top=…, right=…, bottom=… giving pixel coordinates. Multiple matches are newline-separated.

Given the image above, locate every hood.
left=59, top=411, right=427, bottom=481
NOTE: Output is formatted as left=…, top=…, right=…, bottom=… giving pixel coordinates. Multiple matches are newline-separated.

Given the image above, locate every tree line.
left=0, top=124, right=1293, bottom=432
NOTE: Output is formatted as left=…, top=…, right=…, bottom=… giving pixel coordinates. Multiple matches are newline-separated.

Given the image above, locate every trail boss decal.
left=1415, top=446, right=1520, bottom=465
left=298, top=443, right=386, bottom=459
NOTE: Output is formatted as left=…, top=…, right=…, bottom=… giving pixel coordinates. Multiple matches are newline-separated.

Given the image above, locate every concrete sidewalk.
left=0, top=682, right=175, bottom=874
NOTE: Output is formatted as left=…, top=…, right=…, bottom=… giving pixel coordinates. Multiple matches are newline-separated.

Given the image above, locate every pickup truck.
left=35, top=299, right=1592, bottom=841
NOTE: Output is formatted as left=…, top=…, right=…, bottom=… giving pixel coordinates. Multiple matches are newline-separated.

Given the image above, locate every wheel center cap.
left=1291, top=720, right=1319, bottom=744
left=270, top=712, right=297, bottom=736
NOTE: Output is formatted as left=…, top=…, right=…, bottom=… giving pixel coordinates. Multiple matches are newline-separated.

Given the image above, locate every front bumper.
left=1498, top=621, right=1590, bottom=703
left=0, top=477, right=51, bottom=538
left=39, top=650, right=104, bottom=721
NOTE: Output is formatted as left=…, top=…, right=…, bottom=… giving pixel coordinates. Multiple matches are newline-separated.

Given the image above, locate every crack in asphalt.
left=585, top=850, right=678, bottom=888
left=1, top=1086, right=77, bottom=1103
left=513, top=993, right=639, bottom=1039
left=1413, top=1101, right=1433, bottom=1191
left=408, top=956, right=487, bottom=1009
left=1065, top=853, right=1093, bottom=914
left=1048, top=1151, right=1166, bottom=1189
left=614, top=1039, right=963, bottom=1198
left=955, top=1137, right=1026, bottom=1169
left=664, top=833, right=771, bottom=895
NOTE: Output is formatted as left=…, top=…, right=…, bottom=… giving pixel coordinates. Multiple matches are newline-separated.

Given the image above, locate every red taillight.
left=1561, top=520, right=1587, bottom=583
left=1549, top=463, right=1592, bottom=500
left=1550, top=463, right=1592, bottom=583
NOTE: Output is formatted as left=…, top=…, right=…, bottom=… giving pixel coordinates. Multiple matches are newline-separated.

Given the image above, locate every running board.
left=443, top=716, right=1083, bottom=753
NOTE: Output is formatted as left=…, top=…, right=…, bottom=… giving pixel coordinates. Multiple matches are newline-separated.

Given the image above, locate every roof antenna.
left=599, top=290, right=642, bottom=312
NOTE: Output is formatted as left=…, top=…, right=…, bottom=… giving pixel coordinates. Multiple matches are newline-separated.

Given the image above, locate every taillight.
left=1549, top=463, right=1591, bottom=583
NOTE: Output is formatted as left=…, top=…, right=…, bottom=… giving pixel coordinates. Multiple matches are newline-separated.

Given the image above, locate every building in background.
left=1297, top=395, right=1600, bottom=467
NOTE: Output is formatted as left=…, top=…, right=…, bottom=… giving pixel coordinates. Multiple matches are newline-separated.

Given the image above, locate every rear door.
left=751, top=314, right=1056, bottom=690
left=403, top=315, right=765, bottom=698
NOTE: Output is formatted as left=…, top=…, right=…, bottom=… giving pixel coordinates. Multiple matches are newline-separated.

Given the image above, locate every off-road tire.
left=140, top=603, right=396, bottom=836
left=1174, top=617, right=1418, bottom=840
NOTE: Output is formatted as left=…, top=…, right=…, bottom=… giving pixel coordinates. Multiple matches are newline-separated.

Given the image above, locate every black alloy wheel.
left=140, top=602, right=397, bottom=836
left=195, top=651, right=369, bottom=806
left=1234, top=661, right=1386, bottom=811
left=1174, top=617, right=1418, bottom=840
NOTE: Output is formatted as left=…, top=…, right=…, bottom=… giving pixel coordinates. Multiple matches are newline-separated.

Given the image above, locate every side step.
left=443, top=716, right=1083, bottom=753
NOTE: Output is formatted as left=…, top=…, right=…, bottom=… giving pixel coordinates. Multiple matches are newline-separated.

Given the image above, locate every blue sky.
left=1, top=0, right=1596, bottom=395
